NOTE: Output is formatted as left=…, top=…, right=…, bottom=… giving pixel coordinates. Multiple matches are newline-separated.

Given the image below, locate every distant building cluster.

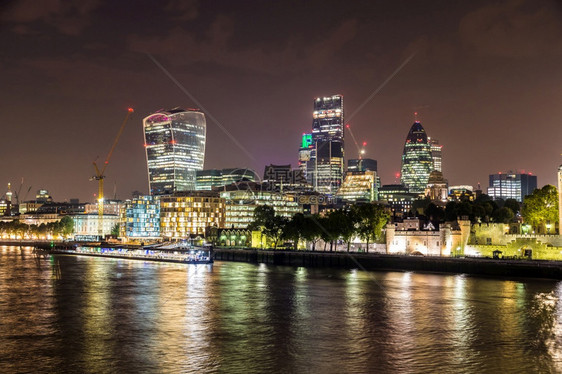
left=0, top=97, right=554, bottom=245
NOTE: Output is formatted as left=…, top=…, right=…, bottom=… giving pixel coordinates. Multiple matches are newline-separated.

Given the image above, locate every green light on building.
left=301, top=134, right=313, bottom=148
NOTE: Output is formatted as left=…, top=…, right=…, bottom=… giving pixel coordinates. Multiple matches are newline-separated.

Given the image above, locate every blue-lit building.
left=123, top=195, right=160, bottom=238
left=487, top=172, right=537, bottom=202
left=143, top=108, right=206, bottom=195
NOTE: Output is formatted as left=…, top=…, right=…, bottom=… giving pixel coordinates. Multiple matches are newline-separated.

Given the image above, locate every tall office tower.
left=310, top=95, right=344, bottom=194
left=487, top=172, right=537, bottom=202
left=143, top=108, right=206, bottom=195
left=400, top=121, right=434, bottom=193
left=428, top=137, right=442, bottom=172
left=558, top=165, right=562, bottom=235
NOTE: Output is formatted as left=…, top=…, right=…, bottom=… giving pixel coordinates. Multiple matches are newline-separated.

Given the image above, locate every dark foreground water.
left=1, top=246, right=562, bottom=373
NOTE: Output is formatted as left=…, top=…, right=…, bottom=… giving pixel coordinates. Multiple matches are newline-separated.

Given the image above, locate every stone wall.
left=471, top=223, right=562, bottom=247
left=466, top=240, right=562, bottom=261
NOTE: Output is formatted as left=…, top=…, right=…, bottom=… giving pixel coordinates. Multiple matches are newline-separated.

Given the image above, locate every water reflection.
left=1, top=246, right=562, bottom=373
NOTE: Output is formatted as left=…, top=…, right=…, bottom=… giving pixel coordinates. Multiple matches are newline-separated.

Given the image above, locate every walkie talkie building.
left=143, top=108, right=206, bottom=195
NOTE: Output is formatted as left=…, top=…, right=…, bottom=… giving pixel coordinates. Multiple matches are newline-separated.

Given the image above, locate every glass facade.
left=309, top=95, right=344, bottom=195
left=143, top=108, right=206, bottom=195
left=400, top=122, right=434, bottom=193
left=487, top=173, right=537, bottom=202
left=123, top=195, right=160, bottom=238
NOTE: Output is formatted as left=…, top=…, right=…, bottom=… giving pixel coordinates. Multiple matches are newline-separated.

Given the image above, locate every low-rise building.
left=386, top=219, right=471, bottom=256
left=378, top=184, right=422, bottom=217
left=71, top=214, right=119, bottom=239
left=159, top=191, right=225, bottom=239
left=336, top=171, right=378, bottom=203
left=220, top=182, right=302, bottom=229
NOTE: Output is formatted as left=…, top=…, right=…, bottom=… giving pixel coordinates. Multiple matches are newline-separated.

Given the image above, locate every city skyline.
left=1, top=0, right=561, bottom=202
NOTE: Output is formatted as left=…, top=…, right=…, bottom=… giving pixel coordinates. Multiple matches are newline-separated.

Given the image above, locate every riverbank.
left=213, top=248, right=562, bottom=280
left=3, top=240, right=561, bottom=280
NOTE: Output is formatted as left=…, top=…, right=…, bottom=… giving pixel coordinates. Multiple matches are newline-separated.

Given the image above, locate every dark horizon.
left=1, top=0, right=561, bottom=202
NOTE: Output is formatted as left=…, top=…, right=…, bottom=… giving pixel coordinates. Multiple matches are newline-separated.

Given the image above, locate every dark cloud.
left=129, top=17, right=358, bottom=75
left=0, top=0, right=561, bottom=202
left=1, top=0, right=102, bottom=35
left=459, top=0, right=562, bottom=57
left=164, top=0, right=200, bottom=21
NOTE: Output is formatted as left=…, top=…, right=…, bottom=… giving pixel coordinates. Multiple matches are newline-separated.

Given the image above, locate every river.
left=1, top=246, right=561, bottom=373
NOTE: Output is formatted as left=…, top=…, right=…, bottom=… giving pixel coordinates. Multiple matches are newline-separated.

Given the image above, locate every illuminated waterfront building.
left=71, top=214, right=119, bottom=239
left=143, top=108, right=206, bottom=195
left=220, top=182, right=301, bottom=229
left=487, top=172, right=537, bottom=202
left=336, top=171, right=378, bottom=203
left=428, top=137, right=442, bottom=172
left=309, top=95, right=344, bottom=195
left=122, top=195, right=160, bottom=239
left=400, top=121, right=434, bottom=193
left=159, top=191, right=225, bottom=239
left=196, top=168, right=258, bottom=191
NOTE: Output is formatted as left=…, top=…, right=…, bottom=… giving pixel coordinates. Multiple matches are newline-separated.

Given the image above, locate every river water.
left=1, top=246, right=562, bottom=373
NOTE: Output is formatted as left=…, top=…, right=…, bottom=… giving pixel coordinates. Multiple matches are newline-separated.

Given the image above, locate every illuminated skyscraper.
left=143, top=108, right=206, bottom=195
left=400, top=121, right=433, bottom=193
left=309, top=95, right=344, bottom=194
left=428, top=137, right=442, bottom=172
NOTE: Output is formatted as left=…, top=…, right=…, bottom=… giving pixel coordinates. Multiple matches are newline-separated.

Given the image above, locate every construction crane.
left=91, top=107, right=134, bottom=237
left=345, top=123, right=367, bottom=159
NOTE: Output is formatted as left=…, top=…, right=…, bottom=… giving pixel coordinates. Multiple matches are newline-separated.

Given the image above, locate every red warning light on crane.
left=128, top=108, right=134, bottom=113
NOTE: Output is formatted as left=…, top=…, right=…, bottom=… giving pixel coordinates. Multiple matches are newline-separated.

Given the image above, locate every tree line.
left=0, top=216, right=74, bottom=238
left=249, top=203, right=390, bottom=251
left=416, top=185, right=559, bottom=233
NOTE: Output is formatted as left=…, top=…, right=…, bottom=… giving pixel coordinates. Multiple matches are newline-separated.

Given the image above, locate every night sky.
left=1, top=0, right=561, bottom=203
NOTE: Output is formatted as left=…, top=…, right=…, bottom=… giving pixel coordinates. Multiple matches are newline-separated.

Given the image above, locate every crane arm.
left=93, top=161, right=102, bottom=177
left=100, top=108, right=134, bottom=175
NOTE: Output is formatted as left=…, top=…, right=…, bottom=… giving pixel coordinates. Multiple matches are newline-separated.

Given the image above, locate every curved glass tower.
left=400, top=121, right=433, bottom=193
left=143, top=108, right=206, bottom=195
